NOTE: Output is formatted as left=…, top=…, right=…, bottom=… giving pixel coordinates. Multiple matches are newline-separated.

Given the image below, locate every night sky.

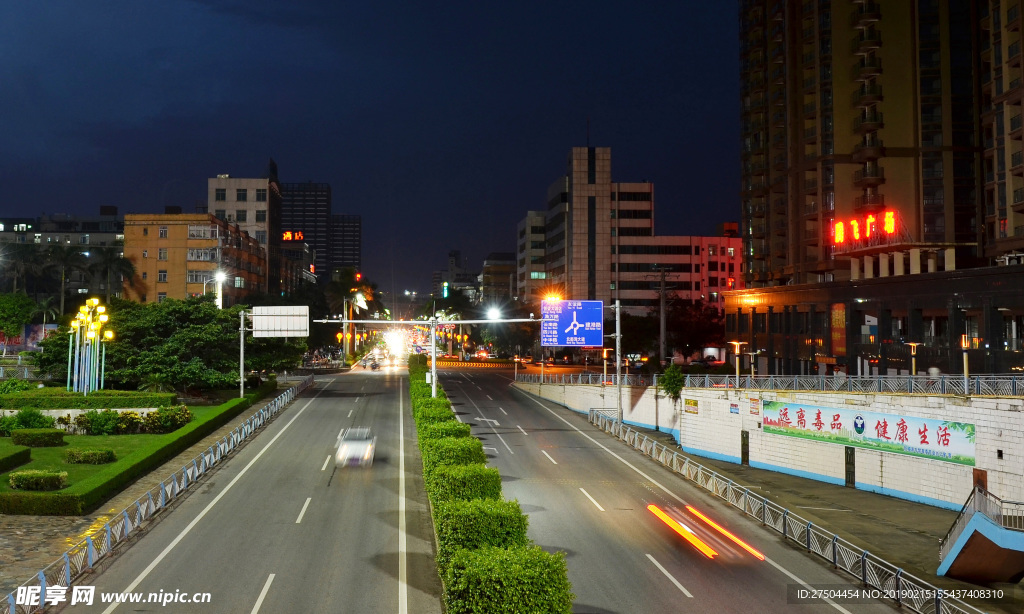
left=0, top=1, right=739, bottom=297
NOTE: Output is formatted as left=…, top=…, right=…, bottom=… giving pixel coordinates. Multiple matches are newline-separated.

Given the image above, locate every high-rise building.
left=330, top=214, right=362, bottom=274
left=515, top=210, right=547, bottom=301
left=281, top=182, right=331, bottom=276
left=480, top=252, right=515, bottom=303
left=739, top=0, right=984, bottom=288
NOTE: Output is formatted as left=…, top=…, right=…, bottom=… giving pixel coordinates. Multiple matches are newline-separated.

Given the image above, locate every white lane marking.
left=295, top=497, right=312, bottom=523
left=516, top=425, right=528, bottom=435
left=321, top=456, right=330, bottom=471
left=646, top=554, right=692, bottom=598
left=249, top=574, right=275, bottom=614
left=399, top=377, right=408, bottom=614
left=477, top=386, right=482, bottom=390
left=348, top=410, right=354, bottom=417
left=499, top=407, right=507, bottom=415
left=486, top=395, right=493, bottom=400
left=99, top=384, right=329, bottom=614
left=542, top=450, right=558, bottom=465
left=463, top=395, right=513, bottom=454
left=579, top=488, right=605, bottom=512
left=518, top=390, right=852, bottom=613
left=337, top=426, right=346, bottom=440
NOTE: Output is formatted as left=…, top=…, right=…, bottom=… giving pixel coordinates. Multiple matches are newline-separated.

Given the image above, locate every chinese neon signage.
left=282, top=231, right=305, bottom=241
left=832, top=210, right=897, bottom=245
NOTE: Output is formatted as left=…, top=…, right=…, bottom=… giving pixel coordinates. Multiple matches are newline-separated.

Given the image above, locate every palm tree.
left=45, top=244, right=87, bottom=316
left=33, top=296, right=59, bottom=326
left=1, top=243, right=42, bottom=293
left=88, top=243, right=136, bottom=302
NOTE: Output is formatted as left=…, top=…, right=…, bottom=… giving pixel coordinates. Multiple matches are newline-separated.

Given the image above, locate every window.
left=158, top=248, right=168, bottom=261
left=141, top=294, right=147, bottom=303
left=143, top=227, right=148, bottom=236
left=142, top=250, right=148, bottom=258
left=80, top=235, right=90, bottom=244
left=236, top=189, right=247, bottom=202
left=530, top=271, right=547, bottom=279
left=256, top=189, right=267, bottom=202
left=236, top=210, right=248, bottom=222
left=214, top=209, right=226, bottom=220
left=215, top=188, right=226, bottom=201
left=142, top=272, right=147, bottom=280
left=234, top=276, right=246, bottom=288
left=707, top=245, right=717, bottom=256
left=158, top=270, right=168, bottom=283
left=187, top=270, right=211, bottom=283
left=159, top=226, right=168, bottom=238
left=255, top=230, right=267, bottom=244
left=255, top=209, right=267, bottom=222
left=157, top=292, right=167, bottom=303
left=728, top=247, right=735, bottom=257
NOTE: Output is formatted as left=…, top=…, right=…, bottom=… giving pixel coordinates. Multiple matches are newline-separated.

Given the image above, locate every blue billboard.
left=541, top=300, right=603, bottom=347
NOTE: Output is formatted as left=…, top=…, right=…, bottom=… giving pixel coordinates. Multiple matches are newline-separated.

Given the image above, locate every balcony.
left=752, top=203, right=767, bottom=218
left=770, top=46, right=785, bottom=63
left=752, top=223, right=767, bottom=237
left=854, top=193, right=886, bottom=211
left=851, top=2, right=881, bottom=27
left=772, top=198, right=788, bottom=214
left=853, top=84, right=883, bottom=106
left=803, top=101, right=816, bottom=117
left=854, top=57, right=882, bottom=80
left=853, top=31, right=882, bottom=54
left=853, top=167, right=886, bottom=187
left=772, top=153, right=787, bottom=170
left=803, top=227, right=819, bottom=240
left=1014, top=187, right=1024, bottom=206
left=854, top=111, right=884, bottom=133
left=804, top=125, right=817, bottom=141
left=802, top=51, right=815, bottom=66
left=774, top=219, right=788, bottom=235
left=1009, top=5, right=1020, bottom=32
left=803, top=201, right=819, bottom=216
left=803, top=177, right=818, bottom=193
left=803, top=76, right=817, bottom=92
left=851, top=139, right=884, bottom=161
left=1011, top=41, right=1022, bottom=68
left=1012, top=150, right=1024, bottom=176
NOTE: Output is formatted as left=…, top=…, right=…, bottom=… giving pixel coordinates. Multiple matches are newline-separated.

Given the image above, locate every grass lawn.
left=0, top=405, right=227, bottom=493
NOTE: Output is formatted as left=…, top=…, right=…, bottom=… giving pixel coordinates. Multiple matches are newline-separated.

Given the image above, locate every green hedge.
left=0, top=445, right=31, bottom=473
left=413, top=397, right=453, bottom=417
left=9, top=469, right=68, bottom=491
left=443, top=545, right=574, bottom=614
left=0, top=389, right=177, bottom=410
left=64, top=449, right=117, bottom=464
left=420, top=421, right=472, bottom=440
left=434, top=498, right=527, bottom=573
left=0, top=381, right=278, bottom=515
left=420, top=437, right=486, bottom=477
left=11, top=428, right=66, bottom=447
left=425, top=463, right=501, bottom=506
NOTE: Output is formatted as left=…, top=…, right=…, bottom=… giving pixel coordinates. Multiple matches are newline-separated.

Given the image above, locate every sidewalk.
left=620, top=423, right=1023, bottom=614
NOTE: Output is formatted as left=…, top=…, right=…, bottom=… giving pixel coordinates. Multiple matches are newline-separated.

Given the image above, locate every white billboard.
left=251, top=306, right=310, bottom=337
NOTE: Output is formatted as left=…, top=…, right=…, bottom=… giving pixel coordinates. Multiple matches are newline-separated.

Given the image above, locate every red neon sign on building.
left=832, top=210, right=897, bottom=245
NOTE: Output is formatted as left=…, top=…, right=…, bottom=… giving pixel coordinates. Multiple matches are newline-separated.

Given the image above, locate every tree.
left=0, top=293, right=36, bottom=338
left=659, top=363, right=684, bottom=405
left=0, top=243, right=42, bottom=294
left=664, top=296, right=725, bottom=359
left=44, top=244, right=87, bottom=316
left=33, top=296, right=59, bottom=326
left=88, top=243, right=136, bottom=302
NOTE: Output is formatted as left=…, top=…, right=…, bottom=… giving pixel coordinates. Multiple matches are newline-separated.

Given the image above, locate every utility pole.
left=658, top=266, right=667, bottom=368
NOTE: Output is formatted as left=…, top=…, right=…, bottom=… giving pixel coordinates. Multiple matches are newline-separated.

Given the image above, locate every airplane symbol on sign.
left=564, top=310, right=581, bottom=335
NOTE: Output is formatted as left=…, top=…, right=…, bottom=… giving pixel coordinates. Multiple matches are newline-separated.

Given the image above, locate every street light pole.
left=615, top=300, right=622, bottom=425
left=728, top=341, right=747, bottom=389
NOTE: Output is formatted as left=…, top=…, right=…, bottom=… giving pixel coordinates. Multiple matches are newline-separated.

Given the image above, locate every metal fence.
left=588, top=410, right=988, bottom=614
left=518, top=372, right=1024, bottom=397
left=2, top=376, right=314, bottom=614
left=940, top=487, right=1024, bottom=563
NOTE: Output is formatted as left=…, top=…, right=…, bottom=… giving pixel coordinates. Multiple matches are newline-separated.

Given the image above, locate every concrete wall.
left=514, top=382, right=1024, bottom=510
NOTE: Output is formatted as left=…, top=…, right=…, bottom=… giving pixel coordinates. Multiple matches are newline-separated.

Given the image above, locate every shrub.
left=434, top=499, right=528, bottom=573
left=11, top=428, right=65, bottom=447
left=117, top=411, right=144, bottom=434
left=144, top=405, right=194, bottom=433
left=420, top=421, right=472, bottom=441
left=415, top=407, right=457, bottom=433
left=9, top=469, right=68, bottom=491
left=0, top=379, right=34, bottom=394
left=13, top=408, right=56, bottom=430
left=425, top=463, right=502, bottom=506
left=79, top=409, right=120, bottom=435
left=64, top=449, right=117, bottom=464
left=420, top=437, right=486, bottom=477
left=0, top=415, right=17, bottom=437
left=443, top=545, right=574, bottom=614
left=0, top=389, right=176, bottom=410
left=0, top=446, right=31, bottom=473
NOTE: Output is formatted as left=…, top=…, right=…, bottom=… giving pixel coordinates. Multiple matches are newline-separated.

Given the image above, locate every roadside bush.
left=117, top=411, right=144, bottom=434
left=143, top=405, right=193, bottom=433
left=415, top=407, right=457, bottom=434
left=420, top=437, right=486, bottom=477
left=0, top=379, right=35, bottom=394
left=64, top=449, right=117, bottom=464
left=425, top=463, right=501, bottom=506
left=9, top=469, right=68, bottom=491
left=443, top=545, right=574, bottom=614
left=420, top=421, right=472, bottom=441
left=0, top=389, right=176, bottom=410
left=434, top=498, right=528, bottom=573
left=78, top=410, right=120, bottom=435
left=11, top=428, right=65, bottom=447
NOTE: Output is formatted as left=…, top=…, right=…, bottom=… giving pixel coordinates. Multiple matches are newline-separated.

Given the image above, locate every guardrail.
left=588, top=410, right=988, bottom=614
left=518, top=372, right=1024, bottom=397
left=2, top=376, right=315, bottom=614
left=940, top=487, right=1024, bottom=562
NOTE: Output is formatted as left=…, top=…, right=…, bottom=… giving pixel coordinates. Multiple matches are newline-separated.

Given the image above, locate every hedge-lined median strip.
left=408, top=354, right=573, bottom=613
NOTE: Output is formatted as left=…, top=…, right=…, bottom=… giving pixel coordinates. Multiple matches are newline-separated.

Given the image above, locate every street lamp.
left=905, top=342, right=920, bottom=376
left=66, top=298, right=111, bottom=395
left=203, top=271, right=228, bottom=308
left=728, top=341, right=747, bottom=389
left=744, top=350, right=758, bottom=379
left=101, top=329, right=114, bottom=389
left=961, top=334, right=970, bottom=394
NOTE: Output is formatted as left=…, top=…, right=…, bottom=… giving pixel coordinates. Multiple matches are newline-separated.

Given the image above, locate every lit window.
left=159, top=226, right=168, bottom=238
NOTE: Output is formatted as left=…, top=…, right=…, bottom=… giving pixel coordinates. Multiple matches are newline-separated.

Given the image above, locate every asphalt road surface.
left=63, top=367, right=441, bottom=614
left=441, top=368, right=900, bottom=614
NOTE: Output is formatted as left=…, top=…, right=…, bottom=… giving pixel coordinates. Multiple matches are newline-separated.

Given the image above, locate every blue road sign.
left=541, top=300, right=603, bottom=346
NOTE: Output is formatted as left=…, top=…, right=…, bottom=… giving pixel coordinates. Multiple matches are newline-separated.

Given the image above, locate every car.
left=336, top=427, right=376, bottom=467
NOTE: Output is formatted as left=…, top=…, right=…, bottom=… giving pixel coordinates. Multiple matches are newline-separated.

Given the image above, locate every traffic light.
left=442, top=281, right=449, bottom=298
left=355, top=272, right=362, bottom=282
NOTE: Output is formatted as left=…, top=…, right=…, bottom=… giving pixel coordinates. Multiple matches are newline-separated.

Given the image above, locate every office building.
left=281, top=182, right=331, bottom=276
left=515, top=210, right=547, bottom=301
left=480, top=252, right=516, bottom=303
left=330, top=213, right=362, bottom=274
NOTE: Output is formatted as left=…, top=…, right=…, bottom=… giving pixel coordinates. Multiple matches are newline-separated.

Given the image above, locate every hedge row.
left=64, top=449, right=117, bottom=464
left=0, top=445, right=31, bottom=474
left=407, top=355, right=573, bottom=613
left=0, top=408, right=57, bottom=435
left=9, top=469, right=68, bottom=491
left=0, top=380, right=277, bottom=515
left=11, top=428, right=65, bottom=447
left=0, top=389, right=177, bottom=410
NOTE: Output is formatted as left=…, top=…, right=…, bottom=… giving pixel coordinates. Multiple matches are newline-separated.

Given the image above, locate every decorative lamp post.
left=728, top=341, right=747, bottom=389
left=905, top=342, right=920, bottom=377
left=961, top=334, right=970, bottom=394
left=101, top=329, right=114, bottom=389
left=66, top=298, right=111, bottom=395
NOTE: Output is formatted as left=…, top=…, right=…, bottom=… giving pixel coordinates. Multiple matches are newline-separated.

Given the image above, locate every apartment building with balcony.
left=515, top=210, right=547, bottom=301
left=122, top=213, right=266, bottom=307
